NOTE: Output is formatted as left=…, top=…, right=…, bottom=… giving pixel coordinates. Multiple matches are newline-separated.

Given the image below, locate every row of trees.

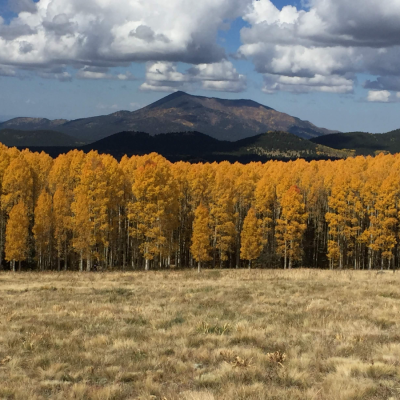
left=0, top=144, right=399, bottom=271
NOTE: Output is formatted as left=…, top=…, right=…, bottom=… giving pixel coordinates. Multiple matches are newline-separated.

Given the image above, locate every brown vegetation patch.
left=0, top=270, right=400, bottom=399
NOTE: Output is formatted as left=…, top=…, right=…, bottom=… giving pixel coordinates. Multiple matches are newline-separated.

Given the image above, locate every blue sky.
left=0, top=0, right=400, bottom=133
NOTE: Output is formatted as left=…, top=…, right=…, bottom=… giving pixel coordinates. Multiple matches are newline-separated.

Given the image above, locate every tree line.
left=0, top=144, right=399, bottom=272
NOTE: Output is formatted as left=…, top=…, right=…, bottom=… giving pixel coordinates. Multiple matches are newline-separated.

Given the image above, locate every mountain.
left=0, top=92, right=337, bottom=143
left=310, top=129, right=400, bottom=156
left=0, top=118, right=68, bottom=131
left=0, top=129, right=83, bottom=147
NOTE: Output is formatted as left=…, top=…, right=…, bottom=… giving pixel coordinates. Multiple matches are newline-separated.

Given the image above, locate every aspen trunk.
left=284, top=240, right=287, bottom=269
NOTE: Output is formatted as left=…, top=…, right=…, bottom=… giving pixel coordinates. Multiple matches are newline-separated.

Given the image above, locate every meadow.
left=0, top=270, right=400, bottom=400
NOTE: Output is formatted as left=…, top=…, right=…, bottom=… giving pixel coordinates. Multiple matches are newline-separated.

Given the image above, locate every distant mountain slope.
left=0, top=118, right=68, bottom=131
left=0, top=129, right=82, bottom=147
left=310, top=129, right=400, bottom=156
left=0, top=92, right=337, bottom=143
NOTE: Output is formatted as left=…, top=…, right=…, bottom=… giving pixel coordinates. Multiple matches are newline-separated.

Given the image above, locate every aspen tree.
left=276, top=185, right=308, bottom=269
left=233, top=163, right=261, bottom=268
left=2, top=156, right=34, bottom=213
left=74, top=152, right=110, bottom=270
left=0, top=146, right=11, bottom=270
left=210, top=162, right=236, bottom=268
left=5, top=201, right=29, bottom=271
left=71, top=193, right=93, bottom=271
left=33, top=191, right=53, bottom=270
left=191, top=203, right=212, bottom=273
left=240, top=208, right=264, bottom=269
left=130, top=154, right=178, bottom=270
left=53, top=188, right=71, bottom=270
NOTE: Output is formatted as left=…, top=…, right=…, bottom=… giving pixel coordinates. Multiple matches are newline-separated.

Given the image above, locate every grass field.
left=1, top=270, right=400, bottom=400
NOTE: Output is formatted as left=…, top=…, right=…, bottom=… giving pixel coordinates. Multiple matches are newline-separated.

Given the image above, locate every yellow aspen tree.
left=129, top=154, right=178, bottom=270
left=53, top=188, right=71, bottom=271
left=240, top=208, right=264, bottom=269
left=191, top=203, right=212, bottom=273
left=255, top=173, right=277, bottom=263
left=0, top=146, right=11, bottom=270
left=2, top=156, right=34, bottom=213
left=5, top=201, right=29, bottom=272
left=358, top=157, right=385, bottom=270
left=100, top=154, right=125, bottom=269
left=33, top=191, right=53, bottom=271
left=233, top=163, right=261, bottom=268
left=73, top=152, right=110, bottom=270
left=71, top=193, right=93, bottom=271
left=172, top=161, right=193, bottom=268
left=276, top=185, right=308, bottom=269
left=210, top=162, right=236, bottom=268
left=371, top=174, right=399, bottom=270
left=120, top=155, right=140, bottom=269
left=22, top=150, right=53, bottom=204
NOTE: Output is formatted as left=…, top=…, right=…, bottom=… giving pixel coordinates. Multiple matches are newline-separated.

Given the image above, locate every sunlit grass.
left=0, top=269, right=399, bottom=399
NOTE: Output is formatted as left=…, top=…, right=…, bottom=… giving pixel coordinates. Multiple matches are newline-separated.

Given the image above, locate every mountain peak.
left=0, top=91, right=338, bottom=143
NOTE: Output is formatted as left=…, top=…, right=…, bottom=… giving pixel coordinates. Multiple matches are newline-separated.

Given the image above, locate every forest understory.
left=0, top=270, right=400, bottom=400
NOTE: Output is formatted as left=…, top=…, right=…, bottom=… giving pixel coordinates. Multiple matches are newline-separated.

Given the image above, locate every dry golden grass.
left=0, top=269, right=400, bottom=399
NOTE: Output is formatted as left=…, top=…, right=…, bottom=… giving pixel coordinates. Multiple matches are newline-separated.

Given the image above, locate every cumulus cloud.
left=0, top=0, right=250, bottom=72
left=140, top=60, right=246, bottom=92
left=239, top=0, right=400, bottom=95
left=367, top=90, right=392, bottom=103
left=367, top=90, right=400, bottom=103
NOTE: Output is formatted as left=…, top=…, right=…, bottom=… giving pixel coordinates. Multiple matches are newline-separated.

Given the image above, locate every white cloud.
left=0, top=65, right=17, bottom=77
left=367, top=90, right=391, bottom=103
left=239, top=0, right=400, bottom=95
left=190, top=60, right=247, bottom=92
left=0, top=0, right=251, bottom=70
left=140, top=60, right=247, bottom=93
left=263, top=73, right=354, bottom=94
left=76, top=67, right=135, bottom=81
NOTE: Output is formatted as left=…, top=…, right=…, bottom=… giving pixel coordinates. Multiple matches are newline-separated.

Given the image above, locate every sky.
left=0, top=0, right=400, bottom=133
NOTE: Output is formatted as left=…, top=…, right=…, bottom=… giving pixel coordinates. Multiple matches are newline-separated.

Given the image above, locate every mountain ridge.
left=310, top=129, right=400, bottom=156
left=0, top=91, right=338, bottom=143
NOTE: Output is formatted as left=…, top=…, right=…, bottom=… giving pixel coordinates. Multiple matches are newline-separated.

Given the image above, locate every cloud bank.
left=0, top=0, right=250, bottom=88
left=239, top=0, right=400, bottom=96
left=1, top=0, right=400, bottom=98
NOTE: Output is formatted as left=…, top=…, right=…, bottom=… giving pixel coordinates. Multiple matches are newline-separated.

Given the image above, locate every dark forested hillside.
left=311, top=129, right=400, bottom=156
left=0, top=129, right=83, bottom=147
left=17, top=130, right=348, bottom=162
